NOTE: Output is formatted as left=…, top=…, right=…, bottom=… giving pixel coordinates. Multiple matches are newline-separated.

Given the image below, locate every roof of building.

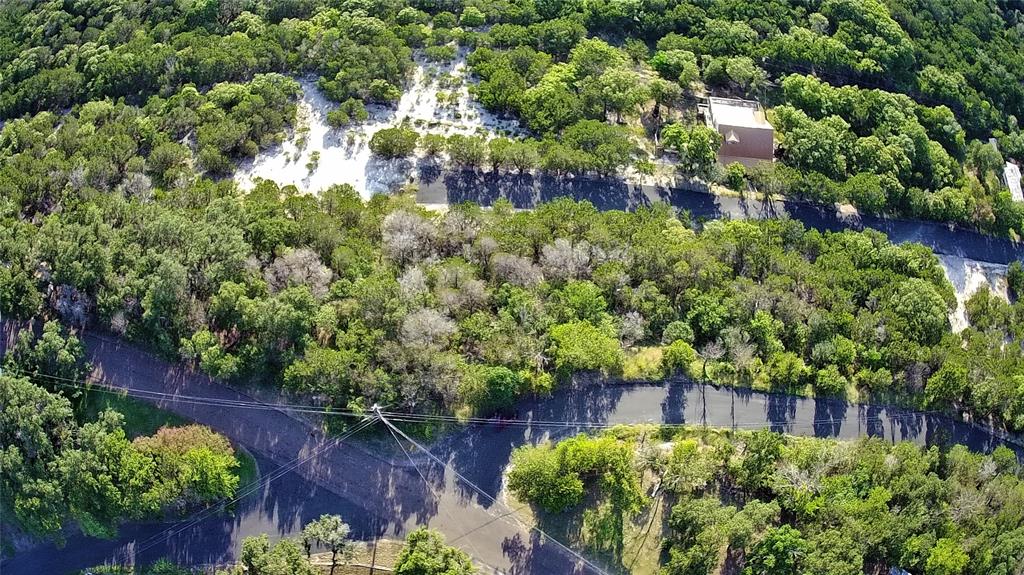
left=707, top=97, right=773, bottom=130
left=1005, top=161, right=1022, bottom=202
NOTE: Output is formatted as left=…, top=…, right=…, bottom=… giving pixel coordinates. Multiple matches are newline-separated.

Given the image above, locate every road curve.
left=2, top=331, right=1021, bottom=575
left=418, top=169, right=1024, bottom=266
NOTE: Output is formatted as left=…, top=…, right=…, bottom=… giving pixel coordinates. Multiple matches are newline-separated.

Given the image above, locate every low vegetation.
left=77, top=521, right=474, bottom=575
left=1, top=323, right=242, bottom=544
left=507, top=426, right=1024, bottom=574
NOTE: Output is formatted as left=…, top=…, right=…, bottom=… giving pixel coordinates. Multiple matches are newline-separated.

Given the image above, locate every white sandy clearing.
left=939, top=254, right=1008, bottom=332
left=234, top=49, right=524, bottom=199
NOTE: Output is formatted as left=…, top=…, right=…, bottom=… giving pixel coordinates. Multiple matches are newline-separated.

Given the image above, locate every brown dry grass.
left=310, top=539, right=404, bottom=574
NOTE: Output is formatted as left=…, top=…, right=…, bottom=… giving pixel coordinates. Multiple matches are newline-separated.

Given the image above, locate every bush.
left=725, top=162, right=746, bottom=191
left=369, top=127, right=419, bottom=158
left=547, top=321, right=624, bottom=377
left=814, top=365, right=847, bottom=396
left=368, top=79, right=402, bottom=103
left=326, top=99, right=369, bottom=128
left=624, top=347, right=664, bottom=381
left=326, top=109, right=350, bottom=128
left=460, top=6, right=486, bottom=27
left=663, top=340, right=698, bottom=377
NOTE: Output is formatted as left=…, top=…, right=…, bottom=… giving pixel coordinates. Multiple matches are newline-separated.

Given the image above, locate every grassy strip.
left=75, top=388, right=188, bottom=438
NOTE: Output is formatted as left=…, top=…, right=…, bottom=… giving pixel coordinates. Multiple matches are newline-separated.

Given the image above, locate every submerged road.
left=3, top=331, right=1020, bottom=575
left=417, top=169, right=1024, bottom=265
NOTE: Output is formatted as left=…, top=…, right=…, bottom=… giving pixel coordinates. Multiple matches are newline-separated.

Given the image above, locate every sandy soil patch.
left=235, top=49, right=524, bottom=199
left=939, top=254, right=1008, bottom=332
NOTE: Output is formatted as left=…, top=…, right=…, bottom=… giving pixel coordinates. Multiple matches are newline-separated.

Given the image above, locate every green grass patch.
left=76, top=388, right=187, bottom=439
left=234, top=446, right=259, bottom=488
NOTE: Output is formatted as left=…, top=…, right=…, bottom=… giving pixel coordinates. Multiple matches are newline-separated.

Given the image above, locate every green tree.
left=725, top=162, right=746, bottom=191
left=742, top=525, right=806, bottom=575
left=6, top=320, right=90, bottom=381
left=547, top=321, right=624, bottom=377
left=814, top=365, right=848, bottom=396
left=884, top=278, right=949, bottom=345
left=925, top=538, right=969, bottom=575
left=369, top=127, right=419, bottom=158
left=459, top=7, right=486, bottom=27
left=446, top=135, right=488, bottom=167
left=736, top=430, right=784, bottom=494
left=925, top=362, right=968, bottom=408
left=662, top=124, right=722, bottom=179
left=301, top=515, right=355, bottom=575
left=394, top=528, right=476, bottom=575
left=650, top=50, right=700, bottom=86
left=0, top=374, right=75, bottom=539
left=239, top=535, right=318, bottom=575
left=507, top=444, right=585, bottom=512
left=663, top=340, right=698, bottom=377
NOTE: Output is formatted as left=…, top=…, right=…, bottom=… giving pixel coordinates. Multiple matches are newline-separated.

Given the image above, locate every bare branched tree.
left=400, top=308, right=456, bottom=348
left=438, top=209, right=480, bottom=256
left=491, top=253, right=543, bottom=287
left=620, top=311, right=646, bottom=347
left=398, top=266, right=429, bottom=303
left=51, top=284, right=92, bottom=328
left=540, top=238, right=593, bottom=281
left=117, top=172, right=154, bottom=202
left=699, top=339, right=725, bottom=381
left=382, top=210, right=436, bottom=266
left=264, top=248, right=333, bottom=299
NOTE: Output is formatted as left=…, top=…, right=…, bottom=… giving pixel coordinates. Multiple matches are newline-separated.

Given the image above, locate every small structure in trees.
left=1003, top=160, right=1022, bottom=202
left=702, top=97, right=775, bottom=166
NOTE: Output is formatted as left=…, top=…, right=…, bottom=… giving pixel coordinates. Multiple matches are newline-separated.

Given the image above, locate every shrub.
left=369, top=127, right=419, bottom=158
left=663, top=340, right=698, bottom=377
left=547, top=321, right=624, bottom=377
left=460, top=6, right=486, bottom=27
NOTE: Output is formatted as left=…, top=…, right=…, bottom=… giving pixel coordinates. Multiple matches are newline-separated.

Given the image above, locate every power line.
left=132, top=415, right=376, bottom=556
left=9, top=366, right=1005, bottom=444
left=375, top=407, right=613, bottom=575
left=5, top=367, right=366, bottom=418
left=383, top=423, right=489, bottom=566
left=376, top=407, right=938, bottom=430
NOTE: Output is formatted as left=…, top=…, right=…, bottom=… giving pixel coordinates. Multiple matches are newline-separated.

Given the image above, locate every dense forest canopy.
left=507, top=426, right=1024, bottom=575
left=3, top=0, right=1024, bottom=560
left=1, top=0, right=1023, bottom=233
left=6, top=179, right=1024, bottom=432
